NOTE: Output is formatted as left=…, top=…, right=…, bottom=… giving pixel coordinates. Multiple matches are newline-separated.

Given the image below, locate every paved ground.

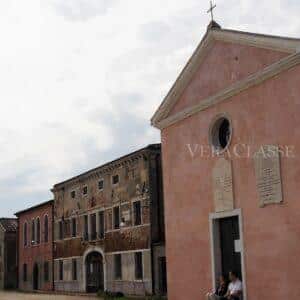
left=0, top=292, right=100, bottom=300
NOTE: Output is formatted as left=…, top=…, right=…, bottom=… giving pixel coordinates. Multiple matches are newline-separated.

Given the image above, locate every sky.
left=1, top=0, right=300, bottom=217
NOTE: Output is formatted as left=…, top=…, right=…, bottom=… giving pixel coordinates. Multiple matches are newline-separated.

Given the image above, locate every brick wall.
left=17, top=201, right=53, bottom=292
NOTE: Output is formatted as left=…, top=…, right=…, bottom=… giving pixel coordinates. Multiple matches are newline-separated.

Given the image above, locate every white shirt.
left=228, top=279, right=243, bottom=295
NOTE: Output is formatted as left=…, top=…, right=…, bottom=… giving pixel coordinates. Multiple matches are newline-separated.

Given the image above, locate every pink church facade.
left=152, top=22, right=300, bottom=300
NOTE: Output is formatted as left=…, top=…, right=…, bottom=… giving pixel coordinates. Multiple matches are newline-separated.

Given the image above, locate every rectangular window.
left=112, top=174, right=119, bottom=185
left=71, top=190, right=76, bottom=199
left=98, top=211, right=104, bottom=239
left=98, top=179, right=104, bottom=190
left=128, top=167, right=138, bottom=179
left=84, top=215, right=89, bottom=241
left=83, top=186, right=88, bottom=195
left=44, top=262, right=49, bottom=282
left=72, top=259, right=77, bottom=281
left=71, top=218, right=77, bottom=238
left=59, top=221, right=64, bottom=240
left=135, top=252, right=143, bottom=280
left=23, top=264, right=27, bottom=282
left=113, top=206, right=120, bottom=229
left=114, top=254, right=122, bottom=280
left=133, top=201, right=142, bottom=226
left=90, top=214, right=97, bottom=240
left=59, top=260, right=64, bottom=281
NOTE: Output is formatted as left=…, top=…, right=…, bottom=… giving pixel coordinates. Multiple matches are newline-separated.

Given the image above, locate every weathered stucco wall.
left=53, top=155, right=150, bottom=221
left=52, top=145, right=164, bottom=296
left=105, top=250, right=152, bottom=295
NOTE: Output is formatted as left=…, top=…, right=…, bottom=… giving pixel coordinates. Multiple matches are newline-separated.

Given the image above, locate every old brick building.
left=52, top=144, right=166, bottom=296
left=15, top=200, right=54, bottom=292
left=0, top=218, right=18, bottom=290
left=152, top=21, right=300, bottom=300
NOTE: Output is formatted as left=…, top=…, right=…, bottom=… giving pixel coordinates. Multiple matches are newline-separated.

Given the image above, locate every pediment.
left=151, top=25, right=300, bottom=129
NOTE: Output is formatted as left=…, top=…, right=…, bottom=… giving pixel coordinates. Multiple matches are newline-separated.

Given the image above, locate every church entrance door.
left=210, top=210, right=246, bottom=298
left=219, top=216, right=242, bottom=279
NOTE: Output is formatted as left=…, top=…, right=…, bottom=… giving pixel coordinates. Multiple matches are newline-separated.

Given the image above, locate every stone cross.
left=207, top=1, right=217, bottom=22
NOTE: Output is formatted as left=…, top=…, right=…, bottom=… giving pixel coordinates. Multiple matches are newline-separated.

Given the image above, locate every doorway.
left=219, top=216, right=242, bottom=279
left=209, top=209, right=246, bottom=298
left=33, top=263, right=39, bottom=290
left=158, top=257, right=167, bottom=295
left=85, top=252, right=104, bottom=293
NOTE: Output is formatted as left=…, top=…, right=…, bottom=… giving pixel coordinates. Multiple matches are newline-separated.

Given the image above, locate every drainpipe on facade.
left=52, top=203, right=55, bottom=292
left=16, top=218, right=19, bottom=290
left=147, top=151, right=156, bottom=296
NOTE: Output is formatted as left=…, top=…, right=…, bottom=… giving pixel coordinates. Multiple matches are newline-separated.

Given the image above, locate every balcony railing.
left=83, top=232, right=105, bottom=241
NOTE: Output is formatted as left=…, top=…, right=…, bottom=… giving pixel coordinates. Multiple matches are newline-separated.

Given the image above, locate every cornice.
left=53, top=152, right=147, bottom=191
left=212, top=29, right=299, bottom=53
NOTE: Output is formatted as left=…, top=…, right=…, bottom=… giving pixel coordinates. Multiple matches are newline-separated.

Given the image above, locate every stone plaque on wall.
left=122, top=210, right=131, bottom=221
left=212, top=158, right=234, bottom=212
left=254, top=145, right=283, bottom=207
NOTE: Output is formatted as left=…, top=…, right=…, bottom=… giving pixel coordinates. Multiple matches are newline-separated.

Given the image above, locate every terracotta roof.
left=0, top=218, right=18, bottom=232
left=15, top=200, right=54, bottom=216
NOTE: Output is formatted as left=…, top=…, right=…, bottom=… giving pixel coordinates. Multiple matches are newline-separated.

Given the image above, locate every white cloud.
left=49, top=0, right=118, bottom=21
left=0, top=0, right=300, bottom=216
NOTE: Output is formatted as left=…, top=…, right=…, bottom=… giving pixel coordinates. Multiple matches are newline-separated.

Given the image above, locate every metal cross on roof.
left=207, top=1, right=217, bottom=22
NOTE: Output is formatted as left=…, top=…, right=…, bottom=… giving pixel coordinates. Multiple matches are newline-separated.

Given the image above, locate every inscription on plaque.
left=212, top=158, right=234, bottom=212
left=254, top=145, right=283, bottom=207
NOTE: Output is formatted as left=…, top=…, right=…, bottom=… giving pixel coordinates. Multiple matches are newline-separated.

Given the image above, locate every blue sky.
left=1, top=0, right=300, bottom=217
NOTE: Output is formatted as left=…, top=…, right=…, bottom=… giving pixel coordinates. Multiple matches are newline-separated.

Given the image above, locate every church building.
left=152, top=21, right=300, bottom=300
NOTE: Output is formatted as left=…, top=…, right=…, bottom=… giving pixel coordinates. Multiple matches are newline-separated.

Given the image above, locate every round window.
left=209, top=115, right=232, bottom=152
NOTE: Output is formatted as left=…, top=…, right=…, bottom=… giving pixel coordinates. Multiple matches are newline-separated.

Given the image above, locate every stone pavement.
left=0, top=291, right=100, bottom=300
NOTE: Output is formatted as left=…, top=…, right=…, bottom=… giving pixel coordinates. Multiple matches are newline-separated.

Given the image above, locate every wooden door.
left=219, top=216, right=242, bottom=279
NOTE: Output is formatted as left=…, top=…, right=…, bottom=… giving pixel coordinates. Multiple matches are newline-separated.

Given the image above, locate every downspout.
left=52, top=201, right=55, bottom=292
left=3, top=231, right=7, bottom=289
left=17, top=219, right=19, bottom=290
left=147, top=151, right=156, bottom=296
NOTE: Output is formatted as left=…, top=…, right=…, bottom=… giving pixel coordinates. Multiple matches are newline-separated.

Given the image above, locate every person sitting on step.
left=224, top=271, right=243, bottom=300
left=206, top=275, right=228, bottom=300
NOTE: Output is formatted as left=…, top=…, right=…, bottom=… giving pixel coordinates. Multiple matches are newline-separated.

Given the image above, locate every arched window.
left=23, top=222, right=28, bottom=247
left=44, top=215, right=49, bottom=243
left=36, top=218, right=40, bottom=244
left=31, top=219, right=35, bottom=244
